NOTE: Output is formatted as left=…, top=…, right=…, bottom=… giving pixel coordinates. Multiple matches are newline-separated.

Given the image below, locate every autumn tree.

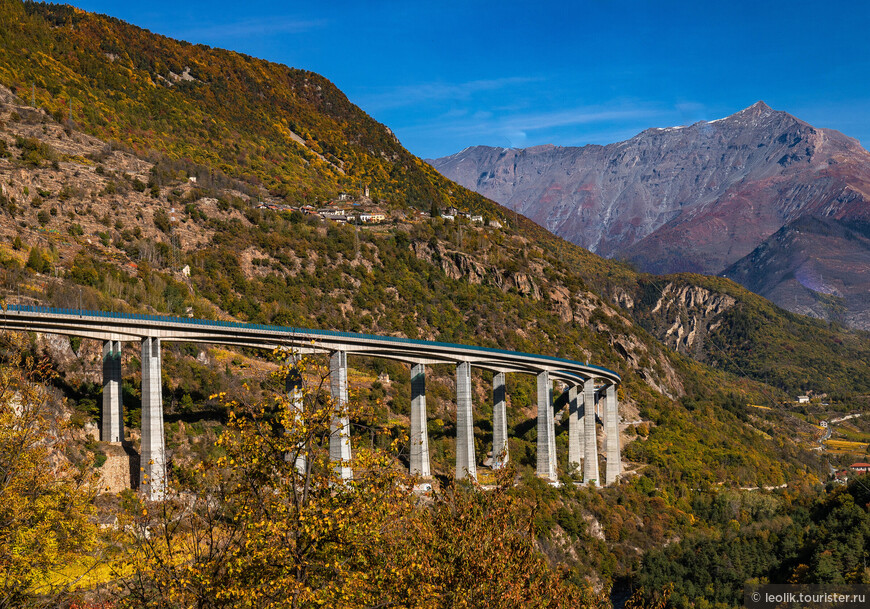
left=118, top=350, right=595, bottom=608
left=25, top=244, right=50, bottom=274
left=0, top=335, right=99, bottom=608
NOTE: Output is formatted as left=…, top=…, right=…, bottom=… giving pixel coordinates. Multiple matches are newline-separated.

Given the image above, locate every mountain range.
left=4, top=1, right=870, bottom=601
left=430, top=102, right=870, bottom=329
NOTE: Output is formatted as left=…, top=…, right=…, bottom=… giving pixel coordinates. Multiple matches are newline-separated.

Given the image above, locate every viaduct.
left=2, top=305, right=622, bottom=500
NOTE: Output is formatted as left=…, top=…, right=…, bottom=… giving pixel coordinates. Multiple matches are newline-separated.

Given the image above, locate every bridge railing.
left=3, top=304, right=619, bottom=379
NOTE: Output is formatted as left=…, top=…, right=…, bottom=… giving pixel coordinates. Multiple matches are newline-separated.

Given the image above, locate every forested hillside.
left=0, top=0, right=499, bottom=215
left=0, top=1, right=868, bottom=606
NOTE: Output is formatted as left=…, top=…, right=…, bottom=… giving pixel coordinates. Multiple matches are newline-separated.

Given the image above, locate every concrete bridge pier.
left=455, top=361, right=476, bottom=480
left=567, top=385, right=583, bottom=474
left=410, top=363, right=431, bottom=477
left=536, top=371, right=557, bottom=481
left=101, top=339, right=123, bottom=443
left=140, top=337, right=166, bottom=500
left=329, top=351, right=353, bottom=481
left=604, top=384, right=621, bottom=485
left=492, top=372, right=508, bottom=469
left=583, top=378, right=599, bottom=486
left=285, top=366, right=306, bottom=476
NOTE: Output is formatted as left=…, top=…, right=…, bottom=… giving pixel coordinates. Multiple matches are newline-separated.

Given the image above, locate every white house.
left=360, top=211, right=387, bottom=223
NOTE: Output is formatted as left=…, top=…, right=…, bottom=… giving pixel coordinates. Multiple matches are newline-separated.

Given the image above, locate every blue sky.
left=71, top=0, right=870, bottom=159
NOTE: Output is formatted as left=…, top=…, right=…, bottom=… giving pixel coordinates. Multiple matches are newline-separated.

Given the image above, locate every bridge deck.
left=1, top=305, right=620, bottom=384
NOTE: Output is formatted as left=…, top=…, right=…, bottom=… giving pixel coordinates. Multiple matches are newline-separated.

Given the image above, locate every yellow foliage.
left=117, top=351, right=595, bottom=608
left=0, top=341, right=99, bottom=606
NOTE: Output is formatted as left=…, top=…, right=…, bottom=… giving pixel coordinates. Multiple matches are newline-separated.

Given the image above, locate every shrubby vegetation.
left=636, top=478, right=870, bottom=607
left=0, top=342, right=98, bottom=607
left=0, top=2, right=868, bottom=605
left=0, top=0, right=502, bottom=219
left=115, top=354, right=603, bottom=608
left=628, top=274, right=870, bottom=397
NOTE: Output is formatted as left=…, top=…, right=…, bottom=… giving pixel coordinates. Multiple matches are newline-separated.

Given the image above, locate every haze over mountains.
left=430, top=102, right=870, bottom=329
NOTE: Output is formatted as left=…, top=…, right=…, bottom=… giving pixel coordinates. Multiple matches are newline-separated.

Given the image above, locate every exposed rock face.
left=408, top=239, right=685, bottom=398
left=409, top=241, right=542, bottom=299
left=431, top=102, right=870, bottom=328
left=41, top=333, right=77, bottom=365
left=624, top=282, right=738, bottom=359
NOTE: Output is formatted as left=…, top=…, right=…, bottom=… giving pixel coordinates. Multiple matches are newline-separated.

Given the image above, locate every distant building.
left=797, top=395, right=810, bottom=404
left=850, top=463, right=870, bottom=473
left=441, top=214, right=455, bottom=221
left=488, top=219, right=503, bottom=228
left=319, top=209, right=349, bottom=223
left=359, top=211, right=386, bottom=223
left=470, top=215, right=484, bottom=223
left=445, top=206, right=460, bottom=216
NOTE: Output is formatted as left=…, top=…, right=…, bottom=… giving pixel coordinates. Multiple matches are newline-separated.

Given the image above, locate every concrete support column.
left=140, top=337, right=166, bottom=500
left=567, top=385, right=583, bottom=474
left=101, top=340, right=123, bottom=443
left=285, top=366, right=306, bottom=476
left=329, top=351, right=353, bottom=481
left=410, top=363, right=431, bottom=477
left=492, top=372, right=508, bottom=469
left=455, top=361, right=476, bottom=480
left=536, top=371, right=557, bottom=481
left=604, top=384, right=621, bottom=485
left=583, top=378, right=599, bottom=486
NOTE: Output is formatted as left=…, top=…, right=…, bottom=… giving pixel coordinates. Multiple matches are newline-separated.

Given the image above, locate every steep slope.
left=3, top=2, right=870, bottom=596
left=431, top=102, right=870, bottom=328
left=723, top=216, right=870, bottom=330
left=0, top=0, right=867, bottom=439
left=0, top=0, right=500, bottom=218
left=1, top=77, right=867, bottom=474
left=608, top=273, right=870, bottom=397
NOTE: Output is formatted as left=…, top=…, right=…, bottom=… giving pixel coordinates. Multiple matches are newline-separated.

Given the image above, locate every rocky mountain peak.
left=737, top=100, right=773, bottom=116
left=431, top=103, right=870, bottom=330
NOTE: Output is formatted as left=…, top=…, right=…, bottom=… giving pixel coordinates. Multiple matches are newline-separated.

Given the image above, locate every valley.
left=0, top=1, right=868, bottom=607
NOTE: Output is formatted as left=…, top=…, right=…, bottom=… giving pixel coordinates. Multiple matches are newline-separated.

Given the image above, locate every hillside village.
left=256, top=190, right=502, bottom=228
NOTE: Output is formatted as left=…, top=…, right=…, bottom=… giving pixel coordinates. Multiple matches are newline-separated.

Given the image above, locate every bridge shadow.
left=164, top=408, right=228, bottom=425
left=512, top=417, right=536, bottom=439
left=610, top=576, right=635, bottom=609
left=121, top=440, right=141, bottom=490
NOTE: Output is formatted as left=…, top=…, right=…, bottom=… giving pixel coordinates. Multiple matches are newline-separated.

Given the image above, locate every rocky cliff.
left=431, top=102, right=870, bottom=328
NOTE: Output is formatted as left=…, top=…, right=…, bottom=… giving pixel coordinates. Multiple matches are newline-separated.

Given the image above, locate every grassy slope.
left=0, top=0, right=503, bottom=215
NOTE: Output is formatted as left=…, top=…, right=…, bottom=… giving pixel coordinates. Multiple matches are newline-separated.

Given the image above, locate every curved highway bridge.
left=2, top=305, right=622, bottom=499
